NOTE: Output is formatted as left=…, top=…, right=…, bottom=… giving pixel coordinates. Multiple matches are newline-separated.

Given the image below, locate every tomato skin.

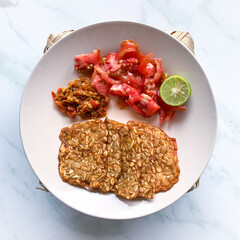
left=74, top=49, right=100, bottom=70
left=124, top=84, right=141, bottom=103
left=157, top=92, right=186, bottom=123
left=118, top=72, right=144, bottom=88
left=102, top=52, right=121, bottom=73
left=166, top=110, right=175, bottom=122
left=151, top=58, right=163, bottom=84
left=110, top=83, right=141, bottom=103
left=138, top=58, right=156, bottom=76
left=121, top=58, right=139, bottom=72
left=117, top=40, right=138, bottom=59
left=157, top=93, right=187, bottom=111
left=94, top=65, right=120, bottom=85
left=159, top=108, right=166, bottom=124
left=126, top=93, right=160, bottom=117
left=144, top=89, right=158, bottom=102
left=91, top=69, right=110, bottom=97
left=138, top=93, right=160, bottom=117
left=126, top=100, right=145, bottom=115
left=109, top=84, right=128, bottom=97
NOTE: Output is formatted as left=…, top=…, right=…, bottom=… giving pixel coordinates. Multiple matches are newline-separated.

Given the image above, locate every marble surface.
left=0, top=0, right=239, bottom=239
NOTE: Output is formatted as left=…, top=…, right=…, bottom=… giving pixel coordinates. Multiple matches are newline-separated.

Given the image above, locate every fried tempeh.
left=105, top=119, right=141, bottom=199
left=58, top=118, right=179, bottom=199
left=58, top=119, right=108, bottom=188
left=127, top=121, right=156, bottom=199
left=98, top=118, right=122, bottom=192
left=128, top=121, right=180, bottom=194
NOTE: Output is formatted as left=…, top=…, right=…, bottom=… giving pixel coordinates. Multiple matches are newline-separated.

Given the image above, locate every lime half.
left=159, top=75, right=191, bottom=106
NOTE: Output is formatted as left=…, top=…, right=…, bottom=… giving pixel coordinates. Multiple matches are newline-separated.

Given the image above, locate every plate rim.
left=19, top=21, right=218, bottom=220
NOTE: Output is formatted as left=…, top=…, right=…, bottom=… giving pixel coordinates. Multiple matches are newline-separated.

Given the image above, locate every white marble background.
left=0, top=0, right=240, bottom=239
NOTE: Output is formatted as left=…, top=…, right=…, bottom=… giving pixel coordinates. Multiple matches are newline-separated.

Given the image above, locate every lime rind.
left=159, top=75, right=191, bottom=106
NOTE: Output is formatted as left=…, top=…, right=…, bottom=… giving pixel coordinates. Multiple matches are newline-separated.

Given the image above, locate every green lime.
left=159, top=75, right=191, bottom=106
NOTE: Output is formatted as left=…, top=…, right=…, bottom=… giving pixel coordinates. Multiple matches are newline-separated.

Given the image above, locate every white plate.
left=20, top=21, right=217, bottom=220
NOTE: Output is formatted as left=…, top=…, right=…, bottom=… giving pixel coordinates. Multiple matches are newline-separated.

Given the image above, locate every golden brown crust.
left=98, top=118, right=122, bottom=192
left=58, top=118, right=180, bottom=199
left=105, top=119, right=141, bottom=199
left=58, top=119, right=108, bottom=188
left=127, top=121, right=180, bottom=195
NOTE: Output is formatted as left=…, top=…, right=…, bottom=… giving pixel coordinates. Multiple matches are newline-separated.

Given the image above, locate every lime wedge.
left=159, top=75, right=191, bottom=106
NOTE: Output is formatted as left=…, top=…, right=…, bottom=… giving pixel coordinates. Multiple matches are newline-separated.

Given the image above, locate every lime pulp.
left=159, top=75, right=191, bottom=106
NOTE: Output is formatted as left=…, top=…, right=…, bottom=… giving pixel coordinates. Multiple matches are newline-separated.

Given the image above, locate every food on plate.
left=99, top=118, right=122, bottom=192
left=159, top=75, right=191, bottom=106
left=107, top=118, right=141, bottom=199
left=52, top=77, right=109, bottom=119
left=58, top=119, right=108, bottom=188
left=73, top=40, right=191, bottom=124
left=58, top=118, right=180, bottom=199
left=128, top=121, right=179, bottom=197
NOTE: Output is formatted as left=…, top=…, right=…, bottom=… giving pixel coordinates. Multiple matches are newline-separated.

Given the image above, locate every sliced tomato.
left=143, top=78, right=156, bottom=99
left=74, top=49, right=100, bottom=71
left=138, top=58, right=156, bottom=76
left=138, top=93, right=160, bottom=117
left=144, top=89, right=157, bottom=102
left=102, top=52, right=121, bottom=73
left=118, top=72, right=144, bottom=88
left=166, top=110, right=175, bottom=122
left=122, top=58, right=139, bottom=72
left=117, top=40, right=138, bottom=59
left=126, top=100, right=145, bottom=116
left=124, top=84, right=141, bottom=103
left=126, top=93, right=160, bottom=117
left=109, top=84, right=127, bottom=97
left=159, top=108, right=167, bottom=124
left=91, top=69, right=110, bottom=96
left=157, top=93, right=187, bottom=111
left=117, top=40, right=147, bottom=62
left=94, top=65, right=120, bottom=85
left=157, top=92, right=186, bottom=123
left=151, top=58, right=163, bottom=84
left=109, top=83, right=141, bottom=103
left=92, top=49, right=101, bottom=64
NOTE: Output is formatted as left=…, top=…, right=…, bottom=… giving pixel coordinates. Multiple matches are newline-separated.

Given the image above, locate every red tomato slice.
left=109, top=83, right=141, bottom=103
left=117, top=40, right=138, bottom=59
left=143, top=89, right=158, bottom=102
left=94, top=65, right=120, bottom=85
left=122, top=58, right=139, bottom=72
left=109, top=84, right=128, bottom=97
left=102, top=52, right=121, bottom=73
left=92, top=49, right=101, bottom=64
left=117, top=40, right=147, bottom=62
left=151, top=58, right=163, bottom=84
left=124, top=84, right=141, bottom=103
left=126, top=100, right=145, bottom=116
left=138, top=58, right=156, bottom=76
left=159, top=108, right=167, bottom=124
left=157, top=93, right=187, bottom=111
left=118, top=72, right=144, bottom=88
left=74, top=49, right=101, bottom=70
left=157, top=92, right=186, bottom=123
left=91, top=69, right=110, bottom=96
left=138, top=93, right=160, bottom=117
left=143, top=78, right=156, bottom=100
left=166, top=110, right=175, bottom=122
